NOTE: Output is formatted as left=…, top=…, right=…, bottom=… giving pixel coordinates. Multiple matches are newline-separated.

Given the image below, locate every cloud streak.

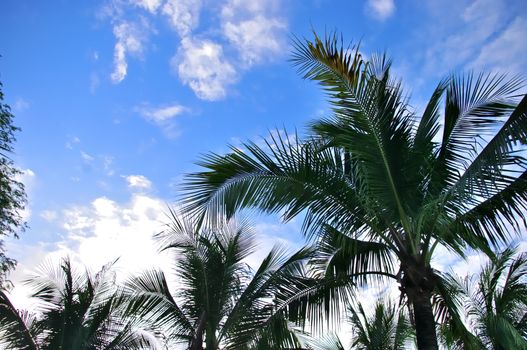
left=139, top=104, right=187, bottom=122
left=137, top=102, right=189, bottom=137
left=111, top=19, right=152, bottom=83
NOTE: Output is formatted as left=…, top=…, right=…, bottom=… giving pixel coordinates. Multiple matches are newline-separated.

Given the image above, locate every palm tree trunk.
left=191, top=312, right=206, bottom=350
left=411, top=291, right=438, bottom=350
left=402, top=260, right=439, bottom=350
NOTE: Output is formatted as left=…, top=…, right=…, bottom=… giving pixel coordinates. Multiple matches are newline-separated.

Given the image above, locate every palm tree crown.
left=441, top=247, right=527, bottom=349
left=0, top=257, right=156, bottom=350
left=181, top=33, right=527, bottom=349
left=305, top=300, right=414, bottom=350
left=348, top=301, right=414, bottom=350
left=121, top=210, right=313, bottom=350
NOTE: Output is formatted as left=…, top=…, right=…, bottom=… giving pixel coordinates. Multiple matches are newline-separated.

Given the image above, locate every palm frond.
left=0, top=290, right=38, bottom=350
left=121, top=269, right=194, bottom=340
left=304, top=331, right=345, bottom=350
left=310, top=225, right=396, bottom=286
left=293, top=33, right=417, bottom=237
left=437, top=73, right=523, bottom=185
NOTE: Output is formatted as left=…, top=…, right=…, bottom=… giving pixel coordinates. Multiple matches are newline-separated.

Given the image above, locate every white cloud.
left=174, top=37, right=237, bottom=101
left=133, top=0, right=162, bottom=14
left=223, top=16, right=286, bottom=66
left=470, top=17, right=527, bottom=74
left=221, top=0, right=280, bottom=18
left=102, top=0, right=289, bottom=100
left=365, top=0, right=395, bottom=20
left=8, top=194, right=173, bottom=310
left=221, top=0, right=286, bottom=66
left=162, top=0, right=202, bottom=37
left=7, top=192, right=305, bottom=315
left=111, top=19, right=152, bottom=83
left=124, top=174, right=152, bottom=190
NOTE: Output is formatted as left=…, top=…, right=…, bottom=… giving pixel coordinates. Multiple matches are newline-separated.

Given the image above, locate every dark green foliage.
left=440, top=248, right=527, bottom=350
left=182, top=32, right=527, bottom=349
left=305, top=300, right=414, bottom=350
left=348, top=301, right=414, bottom=350
left=0, top=81, right=27, bottom=289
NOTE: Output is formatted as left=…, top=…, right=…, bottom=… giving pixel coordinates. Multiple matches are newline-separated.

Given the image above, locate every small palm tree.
left=181, top=32, right=527, bottom=349
left=441, top=248, right=527, bottom=349
left=348, top=301, right=414, bottom=350
left=305, top=300, right=413, bottom=350
left=0, top=289, right=38, bottom=350
left=121, top=210, right=314, bottom=350
left=0, top=258, right=157, bottom=349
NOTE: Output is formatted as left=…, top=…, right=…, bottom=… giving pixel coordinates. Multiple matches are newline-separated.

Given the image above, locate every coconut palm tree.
left=441, top=248, right=527, bottom=349
left=347, top=301, right=414, bottom=350
left=305, top=300, right=413, bottom=350
left=120, top=210, right=315, bottom=350
left=0, top=258, right=157, bottom=349
left=181, top=32, right=527, bottom=349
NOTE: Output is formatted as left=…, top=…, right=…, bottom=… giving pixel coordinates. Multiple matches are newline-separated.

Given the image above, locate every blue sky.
left=1, top=0, right=527, bottom=309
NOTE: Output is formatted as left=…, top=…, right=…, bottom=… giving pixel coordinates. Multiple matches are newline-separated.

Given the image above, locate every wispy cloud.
left=132, top=0, right=162, bottom=14
left=422, top=0, right=507, bottom=76
left=365, top=0, right=395, bottom=20
left=102, top=156, right=115, bottom=176
left=111, top=18, right=152, bottom=83
left=470, top=16, right=527, bottom=74
left=162, top=0, right=203, bottom=37
left=13, top=97, right=30, bottom=112
left=90, top=72, right=101, bottom=93
left=139, top=103, right=187, bottom=122
left=137, top=102, right=188, bottom=137
left=221, top=0, right=287, bottom=66
left=40, top=210, right=58, bottom=222
left=80, top=151, right=95, bottom=163
left=65, top=136, right=81, bottom=150
left=15, top=169, right=35, bottom=222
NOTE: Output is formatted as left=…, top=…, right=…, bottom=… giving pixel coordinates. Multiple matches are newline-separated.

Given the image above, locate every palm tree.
left=348, top=301, right=414, bottom=350
left=441, top=248, right=527, bottom=349
left=0, top=257, right=157, bottom=349
left=0, top=289, right=38, bottom=350
left=121, top=210, right=314, bottom=349
left=305, top=300, right=413, bottom=350
left=181, top=33, right=527, bottom=349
